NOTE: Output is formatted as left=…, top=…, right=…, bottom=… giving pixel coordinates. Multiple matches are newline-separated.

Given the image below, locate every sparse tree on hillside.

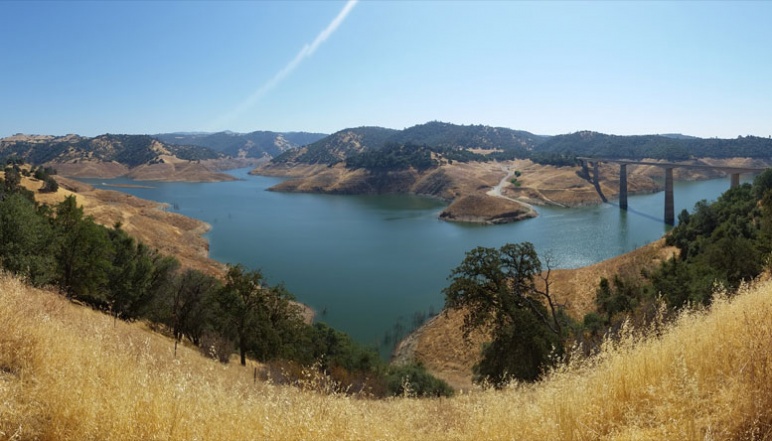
left=164, top=268, right=221, bottom=347
left=443, top=242, right=566, bottom=386
left=3, top=167, right=21, bottom=194
left=215, top=264, right=304, bottom=365
left=53, top=196, right=113, bottom=303
left=215, top=265, right=267, bottom=365
left=0, top=193, right=56, bottom=285
left=107, top=226, right=179, bottom=320
left=40, top=175, right=58, bottom=193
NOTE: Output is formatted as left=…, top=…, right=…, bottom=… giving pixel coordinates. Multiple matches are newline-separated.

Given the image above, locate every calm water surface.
left=82, top=169, right=749, bottom=355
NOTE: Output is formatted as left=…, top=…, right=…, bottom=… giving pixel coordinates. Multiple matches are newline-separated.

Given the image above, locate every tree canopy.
left=444, top=242, right=566, bottom=386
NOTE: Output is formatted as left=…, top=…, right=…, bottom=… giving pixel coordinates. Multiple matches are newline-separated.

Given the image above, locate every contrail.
left=206, top=0, right=358, bottom=131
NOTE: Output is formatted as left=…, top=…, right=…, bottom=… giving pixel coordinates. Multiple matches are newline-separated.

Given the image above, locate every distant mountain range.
left=535, top=131, right=772, bottom=161
left=272, top=123, right=772, bottom=167
left=3, top=123, right=771, bottom=173
left=0, top=133, right=222, bottom=167
left=154, top=131, right=327, bottom=159
left=272, top=122, right=544, bottom=165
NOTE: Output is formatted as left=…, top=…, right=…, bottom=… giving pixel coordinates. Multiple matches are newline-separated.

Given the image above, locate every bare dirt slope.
left=126, top=156, right=238, bottom=182
left=52, top=158, right=238, bottom=182
left=393, top=239, right=678, bottom=391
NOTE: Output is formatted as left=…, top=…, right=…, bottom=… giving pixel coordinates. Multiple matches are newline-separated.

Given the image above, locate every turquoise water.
left=81, top=170, right=747, bottom=354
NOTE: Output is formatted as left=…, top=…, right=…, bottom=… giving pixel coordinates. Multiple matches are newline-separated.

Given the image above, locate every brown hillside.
left=53, top=158, right=238, bottom=182
left=394, top=238, right=678, bottom=391
left=125, top=156, right=237, bottom=182
left=23, top=175, right=224, bottom=277
left=256, top=159, right=664, bottom=212
left=4, top=269, right=772, bottom=439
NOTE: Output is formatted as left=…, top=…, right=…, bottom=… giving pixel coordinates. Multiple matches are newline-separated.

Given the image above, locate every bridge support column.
left=731, top=173, right=740, bottom=188
left=593, top=162, right=600, bottom=185
left=664, top=167, right=674, bottom=225
left=580, top=160, right=589, bottom=179
left=619, top=164, right=628, bottom=210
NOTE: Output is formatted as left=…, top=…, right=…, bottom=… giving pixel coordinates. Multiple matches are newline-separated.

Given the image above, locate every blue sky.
left=2, top=1, right=771, bottom=138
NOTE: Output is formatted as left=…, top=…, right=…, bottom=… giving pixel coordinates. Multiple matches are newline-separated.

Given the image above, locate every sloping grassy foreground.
left=2, top=273, right=772, bottom=440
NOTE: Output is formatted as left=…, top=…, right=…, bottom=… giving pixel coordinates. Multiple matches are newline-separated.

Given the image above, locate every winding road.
left=486, top=166, right=537, bottom=216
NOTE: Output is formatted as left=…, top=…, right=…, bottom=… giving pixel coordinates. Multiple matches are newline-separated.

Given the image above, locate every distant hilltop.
left=4, top=123, right=772, bottom=182
left=0, top=131, right=328, bottom=182
left=0, top=133, right=238, bottom=182
left=268, top=122, right=772, bottom=168
left=153, top=130, right=327, bottom=159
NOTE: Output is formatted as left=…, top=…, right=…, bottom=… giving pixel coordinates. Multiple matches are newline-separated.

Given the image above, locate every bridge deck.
left=576, top=157, right=768, bottom=224
left=576, top=157, right=767, bottom=174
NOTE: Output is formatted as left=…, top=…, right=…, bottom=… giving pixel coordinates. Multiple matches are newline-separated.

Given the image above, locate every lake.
left=81, top=169, right=749, bottom=356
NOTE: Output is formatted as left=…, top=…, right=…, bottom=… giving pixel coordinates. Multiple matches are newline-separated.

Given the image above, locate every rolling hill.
left=270, top=122, right=545, bottom=166
left=154, top=130, right=327, bottom=159
left=269, top=122, right=772, bottom=171
left=535, top=131, right=772, bottom=160
left=0, top=133, right=235, bottom=181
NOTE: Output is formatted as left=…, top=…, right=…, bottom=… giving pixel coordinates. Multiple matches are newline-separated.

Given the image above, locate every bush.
left=386, top=363, right=454, bottom=398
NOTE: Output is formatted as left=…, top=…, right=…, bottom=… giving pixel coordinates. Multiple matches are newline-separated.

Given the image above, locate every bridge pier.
left=580, top=160, right=589, bottom=179
left=664, top=167, right=674, bottom=225
left=577, top=156, right=765, bottom=225
left=619, top=164, right=628, bottom=210
left=731, top=173, right=740, bottom=188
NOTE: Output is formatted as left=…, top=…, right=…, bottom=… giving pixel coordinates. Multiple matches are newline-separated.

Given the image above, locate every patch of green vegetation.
left=577, top=169, right=772, bottom=353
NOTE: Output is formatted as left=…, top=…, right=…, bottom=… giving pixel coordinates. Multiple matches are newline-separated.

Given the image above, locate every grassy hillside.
left=3, top=269, right=772, bottom=439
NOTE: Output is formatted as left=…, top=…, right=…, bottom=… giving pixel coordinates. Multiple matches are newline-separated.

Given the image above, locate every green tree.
left=3, top=166, right=21, bottom=194
left=107, top=226, right=179, bottom=320
left=753, top=168, right=772, bottom=201
left=443, top=242, right=565, bottom=386
left=40, top=175, right=59, bottom=193
left=53, top=196, right=113, bottom=304
left=215, top=264, right=302, bottom=365
left=0, top=193, right=56, bottom=285
left=163, top=269, right=221, bottom=346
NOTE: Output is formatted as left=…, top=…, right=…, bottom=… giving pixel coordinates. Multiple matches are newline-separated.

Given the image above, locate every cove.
left=80, top=169, right=748, bottom=356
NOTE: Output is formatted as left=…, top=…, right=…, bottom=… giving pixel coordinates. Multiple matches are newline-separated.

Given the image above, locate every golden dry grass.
left=3, top=270, right=772, bottom=440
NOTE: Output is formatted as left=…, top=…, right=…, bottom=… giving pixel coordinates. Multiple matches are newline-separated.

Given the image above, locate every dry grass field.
left=3, top=269, right=772, bottom=440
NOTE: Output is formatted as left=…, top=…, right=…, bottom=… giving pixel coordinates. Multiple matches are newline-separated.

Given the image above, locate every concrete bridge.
left=576, top=157, right=767, bottom=225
